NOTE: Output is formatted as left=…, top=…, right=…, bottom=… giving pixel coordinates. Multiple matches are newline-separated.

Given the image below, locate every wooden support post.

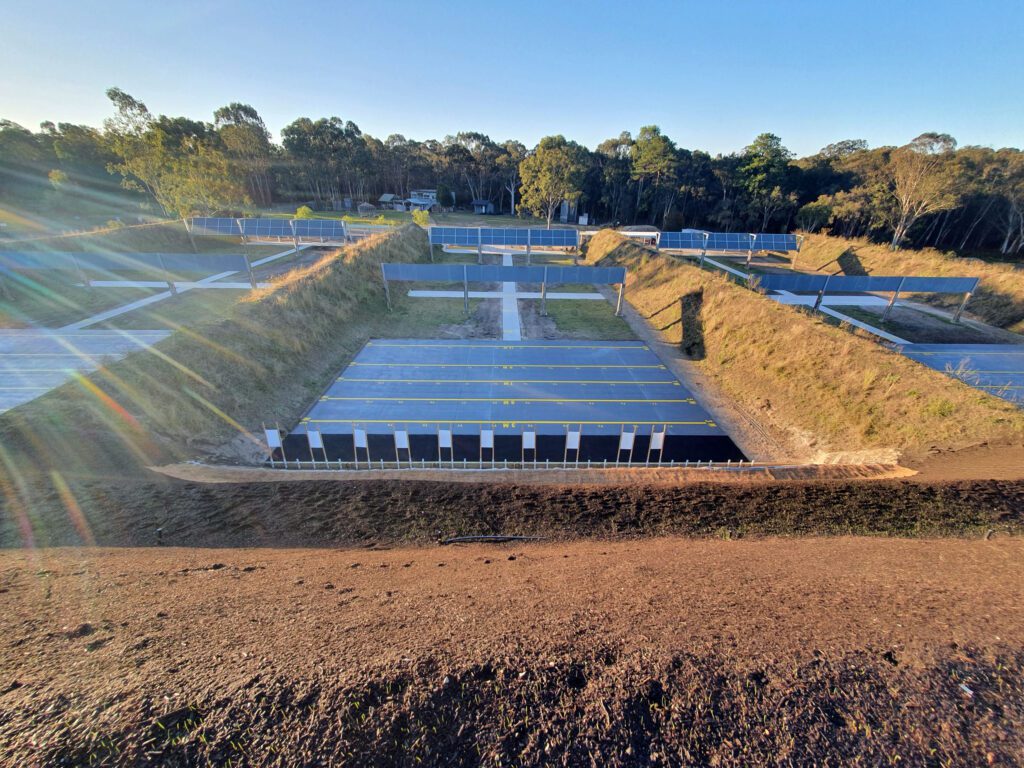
left=882, top=277, right=905, bottom=322
left=615, top=281, right=625, bottom=316
left=381, top=263, right=392, bottom=311
left=953, top=291, right=972, bottom=323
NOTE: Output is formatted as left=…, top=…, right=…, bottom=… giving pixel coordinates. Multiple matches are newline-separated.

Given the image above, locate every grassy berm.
left=588, top=230, right=1024, bottom=463
left=0, top=224, right=430, bottom=479
left=797, top=233, right=1024, bottom=332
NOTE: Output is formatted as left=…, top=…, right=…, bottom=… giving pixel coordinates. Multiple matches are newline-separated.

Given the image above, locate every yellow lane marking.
left=352, top=362, right=666, bottom=369
left=338, top=377, right=680, bottom=385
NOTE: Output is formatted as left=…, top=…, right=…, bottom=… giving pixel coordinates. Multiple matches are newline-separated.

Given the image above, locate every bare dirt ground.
left=2, top=537, right=1021, bottom=766
left=4, top=476, right=1023, bottom=550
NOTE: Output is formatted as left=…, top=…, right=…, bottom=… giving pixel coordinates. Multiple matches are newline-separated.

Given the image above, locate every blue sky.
left=2, top=0, right=1021, bottom=157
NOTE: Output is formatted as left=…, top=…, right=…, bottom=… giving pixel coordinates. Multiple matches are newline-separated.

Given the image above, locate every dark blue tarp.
left=382, top=263, right=625, bottom=284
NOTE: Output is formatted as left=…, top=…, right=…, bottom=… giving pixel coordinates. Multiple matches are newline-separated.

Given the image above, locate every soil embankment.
left=588, top=230, right=1024, bottom=465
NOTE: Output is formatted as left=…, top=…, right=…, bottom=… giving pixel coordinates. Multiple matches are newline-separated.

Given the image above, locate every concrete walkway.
left=501, top=253, right=522, bottom=340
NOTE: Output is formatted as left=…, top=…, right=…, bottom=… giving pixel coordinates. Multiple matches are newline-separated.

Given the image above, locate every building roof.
left=471, top=199, right=492, bottom=206
left=379, top=194, right=399, bottom=202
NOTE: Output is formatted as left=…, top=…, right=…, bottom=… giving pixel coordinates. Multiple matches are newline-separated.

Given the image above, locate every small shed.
left=378, top=193, right=400, bottom=209
left=357, top=202, right=376, bottom=216
left=471, top=199, right=495, bottom=215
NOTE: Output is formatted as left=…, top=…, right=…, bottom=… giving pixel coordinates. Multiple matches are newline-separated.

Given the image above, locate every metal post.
left=156, top=253, right=176, bottom=295
left=245, top=252, right=257, bottom=289
left=541, top=266, right=548, bottom=316
left=813, top=274, right=832, bottom=311
left=463, top=264, right=469, bottom=317
left=746, top=233, right=755, bottom=269
left=882, top=277, right=905, bottom=322
left=679, top=295, right=685, bottom=349
left=477, top=227, right=483, bottom=264
left=381, top=263, right=392, bottom=311
left=183, top=217, right=199, bottom=253
left=70, top=252, right=91, bottom=289
left=526, top=229, right=532, bottom=266
left=615, top=281, right=625, bottom=316
left=699, top=232, right=709, bottom=268
left=953, top=291, right=972, bottom=324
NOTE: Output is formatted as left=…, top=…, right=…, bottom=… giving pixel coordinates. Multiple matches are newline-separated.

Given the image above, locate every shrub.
left=295, top=205, right=315, bottom=219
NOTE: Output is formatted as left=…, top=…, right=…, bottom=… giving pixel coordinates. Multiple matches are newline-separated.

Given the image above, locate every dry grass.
left=588, top=230, right=1024, bottom=461
left=797, top=233, right=1024, bottom=333
left=0, top=225, right=431, bottom=479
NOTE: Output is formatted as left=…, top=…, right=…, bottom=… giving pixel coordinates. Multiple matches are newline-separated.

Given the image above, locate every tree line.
left=1, top=89, right=1022, bottom=254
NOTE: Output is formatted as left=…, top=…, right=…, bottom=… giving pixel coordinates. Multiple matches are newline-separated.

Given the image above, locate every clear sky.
left=2, top=0, right=1021, bottom=157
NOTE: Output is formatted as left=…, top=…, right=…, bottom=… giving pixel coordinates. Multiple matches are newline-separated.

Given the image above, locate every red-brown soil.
left=1, top=537, right=1021, bottom=766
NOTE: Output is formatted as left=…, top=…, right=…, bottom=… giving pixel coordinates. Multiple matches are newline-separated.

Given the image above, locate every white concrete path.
left=501, top=254, right=522, bottom=340
left=61, top=246, right=305, bottom=331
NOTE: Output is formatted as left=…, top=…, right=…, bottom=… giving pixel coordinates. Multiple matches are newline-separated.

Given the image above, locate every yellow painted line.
left=352, top=362, right=666, bottom=369
left=339, top=377, right=680, bottom=385
left=321, top=396, right=696, bottom=404
left=302, top=418, right=715, bottom=426
left=367, top=342, right=647, bottom=350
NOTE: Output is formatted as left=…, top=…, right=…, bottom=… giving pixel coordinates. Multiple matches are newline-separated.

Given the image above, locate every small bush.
left=295, top=205, right=315, bottom=219
left=412, top=209, right=430, bottom=228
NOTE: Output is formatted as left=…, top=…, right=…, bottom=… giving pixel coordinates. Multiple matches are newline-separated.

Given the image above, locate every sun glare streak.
left=0, top=446, right=37, bottom=550
left=183, top=386, right=262, bottom=446
left=49, top=470, right=95, bottom=546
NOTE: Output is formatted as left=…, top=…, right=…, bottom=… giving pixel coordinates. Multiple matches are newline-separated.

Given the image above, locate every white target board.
left=265, top=428, right=282, bottom=449
left=307, top=429, right=324, bottom=449
left=650, top=431, right=665, bottom=451
left=618, top=431, right=635, bottom=451
left=395, top=430, right=410, bottom=450
left=439, top=429, right=453, bottom=449
left=480, top=429, right=494, bottom=449
left=354, top=429, right=368, bottom=449
left=566, top=430, right=581, bottom=450
left=522, top=431, right=536, bottom=450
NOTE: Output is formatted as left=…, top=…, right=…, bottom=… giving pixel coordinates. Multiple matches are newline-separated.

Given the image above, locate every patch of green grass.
left=539, top=297, right=636, bottom=339
left=98, top=288, right=249, bottom=331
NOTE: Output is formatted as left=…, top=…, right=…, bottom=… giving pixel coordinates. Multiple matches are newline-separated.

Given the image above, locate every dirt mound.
left=3, top=475, right=1023, bottom=548
left=2, top=539, right=1021, bottom=766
